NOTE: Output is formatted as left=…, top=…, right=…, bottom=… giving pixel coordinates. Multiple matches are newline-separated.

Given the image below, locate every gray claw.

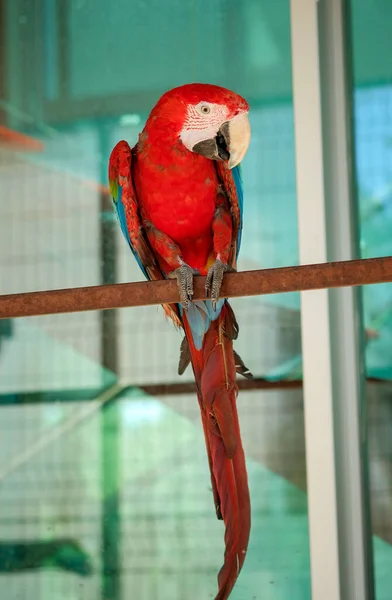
left=169, top=264, right=197, bottom=309
left=205, top=259, right=235, bottom=310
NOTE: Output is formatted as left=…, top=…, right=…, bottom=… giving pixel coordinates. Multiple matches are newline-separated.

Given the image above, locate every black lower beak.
left=192, top=122, right=230, bottom=162
left=216, top=128, right=230, bottom=161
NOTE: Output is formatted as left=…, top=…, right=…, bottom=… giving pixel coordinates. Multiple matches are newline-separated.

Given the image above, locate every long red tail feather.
left=183, top=302, right=251, bottom=600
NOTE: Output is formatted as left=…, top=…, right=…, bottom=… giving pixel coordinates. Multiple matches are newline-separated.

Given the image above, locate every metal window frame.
left=290, top=1, right=374, bottom=599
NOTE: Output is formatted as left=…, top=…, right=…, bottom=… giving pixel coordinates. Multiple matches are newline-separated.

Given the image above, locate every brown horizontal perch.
left=0, top=256, right=392, bottom=320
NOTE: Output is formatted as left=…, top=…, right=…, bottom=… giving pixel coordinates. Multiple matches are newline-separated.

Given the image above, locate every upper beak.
left=222, top=112, right=251, bottom=169
left=192, top=111, right=251, bottom=168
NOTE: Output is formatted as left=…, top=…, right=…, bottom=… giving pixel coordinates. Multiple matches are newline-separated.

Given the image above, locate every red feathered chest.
left=132, top=132, right=219, bottom=245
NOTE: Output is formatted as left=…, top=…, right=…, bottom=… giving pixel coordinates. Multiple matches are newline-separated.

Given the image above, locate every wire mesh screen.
left=0, top=90, right=306, bottom=600
left=0, top=142, right=102, bottom=295
left=0, top=400, right=100, bottom=599
left=119, top=389, right=308, bottom=600
left=0, top=318, right=309, bottom=600
left=0, top=72, right=308, bottom=597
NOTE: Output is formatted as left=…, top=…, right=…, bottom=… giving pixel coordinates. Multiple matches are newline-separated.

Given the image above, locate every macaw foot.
left=168, top=263, right=198, bottom=309
left=205, top=259, right=235, bottom=310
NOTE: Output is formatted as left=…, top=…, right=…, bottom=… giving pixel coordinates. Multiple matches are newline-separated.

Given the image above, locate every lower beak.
left=192, top=112, right=251, bottom=168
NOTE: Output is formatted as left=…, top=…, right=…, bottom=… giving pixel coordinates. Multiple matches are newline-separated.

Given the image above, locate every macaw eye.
left=200, top=105, right=211, bottom=115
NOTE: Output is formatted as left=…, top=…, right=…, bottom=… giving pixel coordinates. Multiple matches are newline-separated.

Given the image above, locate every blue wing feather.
left=112, top=187, right=149, bottom=280
left=231, top=165, right=244, bottom=257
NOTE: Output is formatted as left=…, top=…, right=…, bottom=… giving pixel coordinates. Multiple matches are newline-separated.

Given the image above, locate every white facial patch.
left=179, top=102, right=230, bottom=152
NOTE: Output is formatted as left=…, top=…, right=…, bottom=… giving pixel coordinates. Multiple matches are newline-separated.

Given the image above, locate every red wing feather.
left=109, top=140, right=181, bottom=326
left=216, top=162, right=242, bottom=268
left=183, top=304, right=251, bottom=600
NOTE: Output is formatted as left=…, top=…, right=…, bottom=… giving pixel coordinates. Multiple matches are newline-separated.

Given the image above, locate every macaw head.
left=147, top=83, right=251, bottom=169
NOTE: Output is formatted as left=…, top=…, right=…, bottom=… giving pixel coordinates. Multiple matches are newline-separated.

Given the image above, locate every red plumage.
left=183, top=305, right=251, bottom=599
left=109, top=83, right=251, bottom=599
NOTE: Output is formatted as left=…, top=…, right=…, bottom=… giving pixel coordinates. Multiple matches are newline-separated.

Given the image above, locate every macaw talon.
left=169, top=263, right=198, bottom=309
left=205, top=259, right=236, bottom=310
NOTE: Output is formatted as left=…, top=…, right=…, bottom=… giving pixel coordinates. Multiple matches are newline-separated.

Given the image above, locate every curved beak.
left=192, top=112, right=251, bottom=168
left=221, top=112, right=251, bottom=169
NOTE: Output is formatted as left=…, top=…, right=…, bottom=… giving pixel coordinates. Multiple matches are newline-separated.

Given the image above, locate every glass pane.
left=349, top=1, right=392, bottom=597
left=0, top=311, right=309, bottom=599
left=0, top=0, right=311, bottom=598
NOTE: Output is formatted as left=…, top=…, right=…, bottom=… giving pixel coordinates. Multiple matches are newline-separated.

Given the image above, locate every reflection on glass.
left=0, top=308, right=310, bottom=598
left=349, top=1, right=392, bottom=597
left=0, top=1, right=311, bottom=598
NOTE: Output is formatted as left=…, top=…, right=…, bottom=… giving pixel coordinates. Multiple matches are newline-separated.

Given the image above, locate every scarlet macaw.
left=109, top=83, right=252, bottom=600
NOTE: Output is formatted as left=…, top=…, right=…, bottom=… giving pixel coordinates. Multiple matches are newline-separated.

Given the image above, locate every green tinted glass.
left=349, top=2, right=392, bottom=598
left=0, top=1, right=311, bottom=598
